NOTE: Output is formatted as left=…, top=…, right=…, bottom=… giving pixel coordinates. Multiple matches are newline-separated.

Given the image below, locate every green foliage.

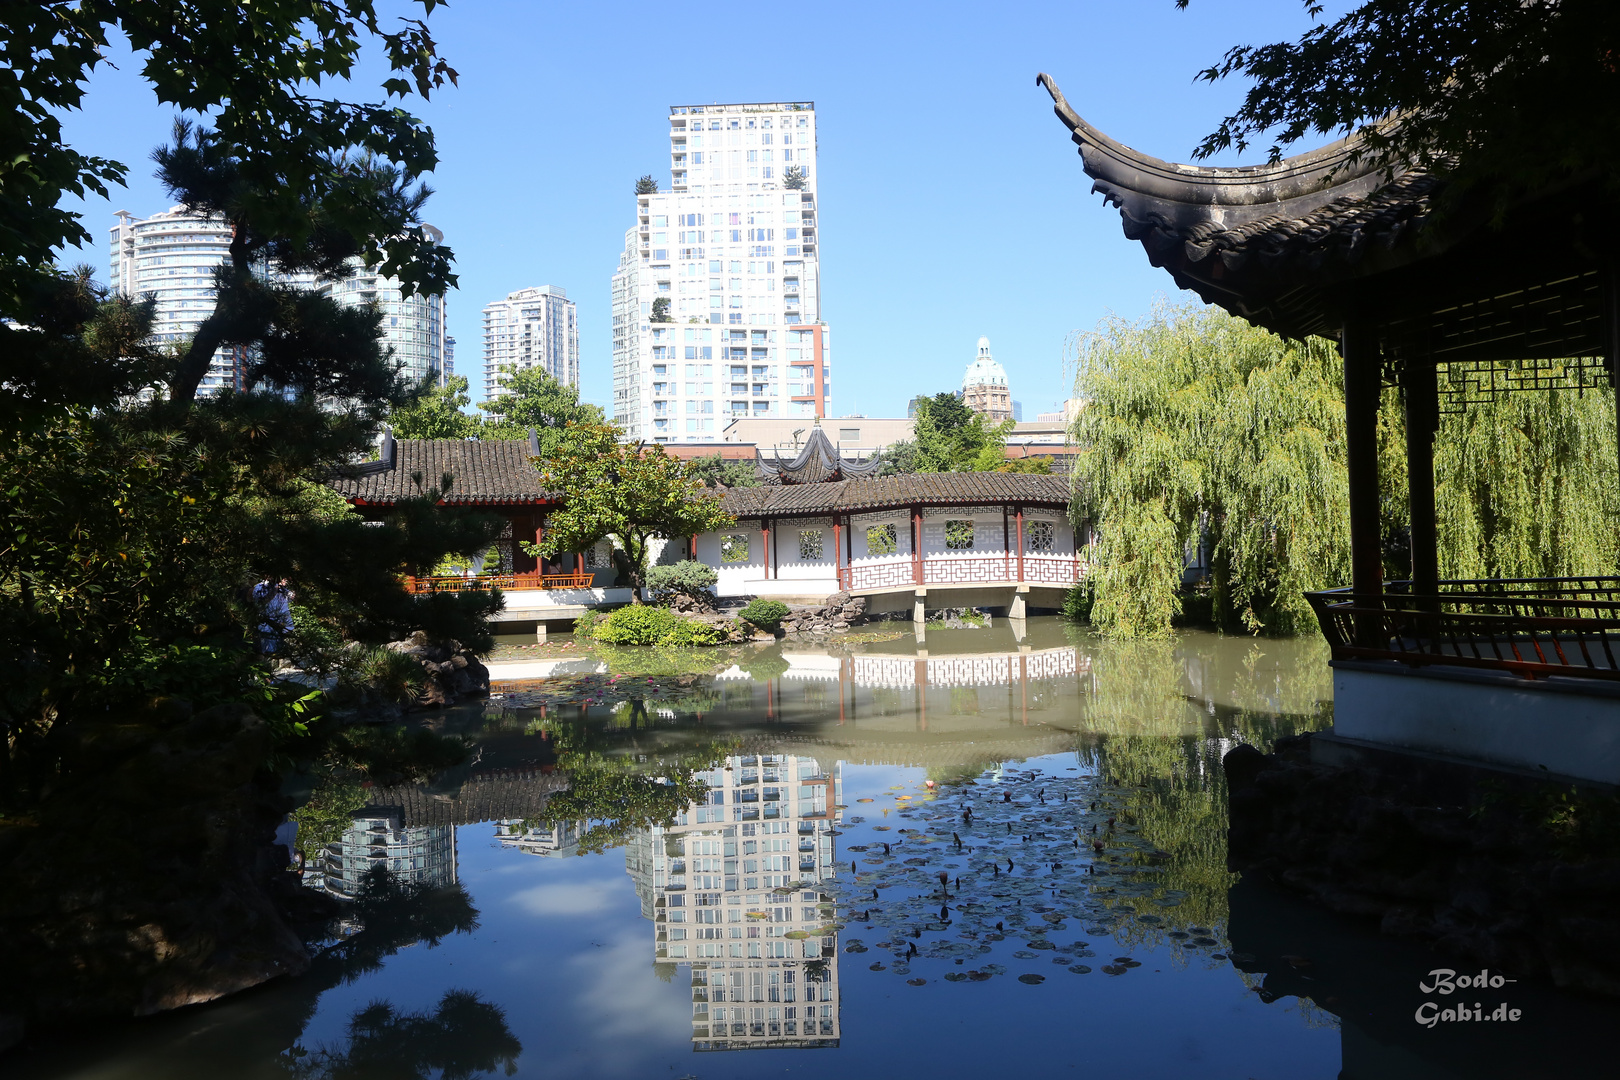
left=390, top=375, right=479, bottom=440
left=996, top=456, right=1053, bottom=474
left=635, top=175, right=660, bottom=194
left=332, top=646, right=429, bottom=708
left=1185, top=0, right=1620, bottom=210
left=290, top=773, right=367, bottom=866
left=877, top=438, right=920, bottom=476
left=1427, top=383, right=1620, bottom=581
left=739, top=598, right=790, bottom=631
left=328, top=723, right=469, bottom=786
left=534, top=423, right=735, bottom=600
left=288, top=605, right=345, bottom=678
left=1075, top=302, right=1350, bottom=637
left=645, top=560, right=719, bottom=602
left=476, top=365, right=605, bottom=448
left=651, top=297, right=673, bottom=323
left=570, top=609, right=606, bottom=640
left=688, top=453, right=760, bottom=489
left=782, top=166, right=806, bottom=190
left=287, top=990, right=522, bottom=1080
left=1061, top=582, right=1095, bottom=624
left=659, top=619, right=732, bottom=647
left=593, top=605, right=681, bottom=645
left=743, top=652, right=792, bottom=681
left=909, top=392, right=1013, bottom=472
left=0, top=1, right=457, bottom=414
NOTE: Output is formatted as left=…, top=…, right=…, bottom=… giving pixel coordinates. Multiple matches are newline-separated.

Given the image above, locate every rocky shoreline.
left=1224, top=732, right=1620, bottom=997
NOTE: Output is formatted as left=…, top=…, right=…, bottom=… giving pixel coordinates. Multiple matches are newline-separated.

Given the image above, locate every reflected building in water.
left=311, top=814, right=457, bottom=898
left=493, top=819, right=586, bottom=859
left=626, top=752, right=843, bottom=1051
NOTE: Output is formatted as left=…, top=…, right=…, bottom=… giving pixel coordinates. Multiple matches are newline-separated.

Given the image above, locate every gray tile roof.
left=331, top=435, right=558, bottom=506
left=720, top=472, right=1075, bottom=518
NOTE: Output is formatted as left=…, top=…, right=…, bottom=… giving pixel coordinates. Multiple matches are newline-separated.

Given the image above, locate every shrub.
left=645, top=560, right=719, bottom=603
left=660, top=618, right=731, bottom=646
left=1060, top=581, right=1094, bottom=624
left=571, top=608, right=606, bottom=639
left=594, top=605, right=682, bottom=645
left=332, top=645, right=428, bottom=706
left=739, top=598, right=790, bottom=631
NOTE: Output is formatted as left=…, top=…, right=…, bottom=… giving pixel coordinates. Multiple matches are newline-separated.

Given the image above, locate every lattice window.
left=1026, top=520, right=1054, bottom=553
left=798, top=530, right=823, bottom=560
left=584, top=543, right=605, bottom=568
left=945, top=520, right=974, bottom=550
left=866, top=523, right=897, bottom=556
left=721, top=534, right=750, bottom=563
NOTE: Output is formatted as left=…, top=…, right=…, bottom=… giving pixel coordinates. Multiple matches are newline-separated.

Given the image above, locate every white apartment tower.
left=111, top=209, right=450, bottom=391
left=109, top=206, right=243, bottom=394
left=612, top=101, right=829, bottom=443
left=481, top=285, right=580, bottom=400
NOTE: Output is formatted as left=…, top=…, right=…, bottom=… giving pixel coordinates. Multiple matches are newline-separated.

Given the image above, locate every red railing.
left=1306, top=579, right=1620, bottom=682
left=403, top=571, right=594, bottom=595
left=835, top=554, right=1086, bottom=591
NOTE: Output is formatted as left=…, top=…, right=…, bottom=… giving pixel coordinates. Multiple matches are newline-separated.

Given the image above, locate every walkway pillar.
left=1015, top=507, right=1025, bottom=582
left=1608, top=264, right=1620, bottom=490
left=1342, top=318, right=1385, bottom=646
left=911, top=505, right=923, bottom=586
left=761, top=520, right=772, bottom=580
left=833, top=518, right=843, bottom=589
left=1405, top=360, right=1440, bottom=598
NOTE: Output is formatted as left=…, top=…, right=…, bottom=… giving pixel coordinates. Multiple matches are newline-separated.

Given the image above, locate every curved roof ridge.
left=1036, top=72, right=1393, bottom=230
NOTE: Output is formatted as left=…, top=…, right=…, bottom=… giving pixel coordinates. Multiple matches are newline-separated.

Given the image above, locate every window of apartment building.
left=730, top=401, right=747, bottom=414
left=839, top=428, right=860, bottom=443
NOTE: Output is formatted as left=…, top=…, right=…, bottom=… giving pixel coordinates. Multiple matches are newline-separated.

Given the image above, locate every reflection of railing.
left=403, top=571, right=594, bottom=594
left=1306, top=581, right=1620, bottom=682
left=836, top=553, right=1086, bottom=591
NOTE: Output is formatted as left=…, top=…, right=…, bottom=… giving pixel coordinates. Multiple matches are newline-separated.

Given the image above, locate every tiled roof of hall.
left=330, top=430, right=559, bottom=506
left=719, top=472, right=1074, bottom=518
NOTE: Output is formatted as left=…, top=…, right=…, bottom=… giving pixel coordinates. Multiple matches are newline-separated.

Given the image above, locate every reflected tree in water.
left=285, top=990, right=520, bottom=1079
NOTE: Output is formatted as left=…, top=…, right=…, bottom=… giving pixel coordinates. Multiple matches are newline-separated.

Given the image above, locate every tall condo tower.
left=482, top=286, right=580, bottom=400
left=109, top=206, right=243, bottom=395
left=611, top=101, right=828, bottom=443
left=317, top=223, right=449, bottom=387
left=112, top=209, right=450, bottom=391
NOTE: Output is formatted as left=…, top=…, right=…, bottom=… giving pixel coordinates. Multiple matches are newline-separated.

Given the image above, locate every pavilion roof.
left=721, top=472, right=1074, bottom=518
left=757, top=422, right=883, bottom=484
left=1038, top=73, right=1608, bottom=363
left=331, top=430, right=559, bottom=506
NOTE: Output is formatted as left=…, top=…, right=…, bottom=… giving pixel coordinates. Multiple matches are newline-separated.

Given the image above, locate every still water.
left=11, top=618, right=1617, bottom=1079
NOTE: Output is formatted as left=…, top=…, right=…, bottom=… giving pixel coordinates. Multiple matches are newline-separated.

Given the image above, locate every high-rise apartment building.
left=109, top=206, right=245, bottom=394
left=481, top=285, right=579, bottom=400
left=625, top=751, right=843, bottom=1050
left=612, top=101, right=829, bottom=442
left=111, top=209, right=450, bottom=392
left=962, top=336, right=1013, bottom=422
left=317, top=226, right=449, bottom=387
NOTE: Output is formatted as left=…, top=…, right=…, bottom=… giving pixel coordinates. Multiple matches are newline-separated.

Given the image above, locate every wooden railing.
left=1306, top=580, right=1620, bottom=682
left=403, top=571, right=594, bottom=595
left=836, top=553, right=1086, bottom=592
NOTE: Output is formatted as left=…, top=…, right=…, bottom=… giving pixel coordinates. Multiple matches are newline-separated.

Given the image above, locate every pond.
left=9, top=618, right=1616, bottom=1079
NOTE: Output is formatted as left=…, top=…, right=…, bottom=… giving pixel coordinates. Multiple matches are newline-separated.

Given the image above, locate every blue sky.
left=56, top=0, right=1328, bottom=417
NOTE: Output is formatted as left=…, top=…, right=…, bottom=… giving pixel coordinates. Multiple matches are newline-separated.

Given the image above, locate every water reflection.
left=10, top=620, right=1615, bottom=1079
left=626, top=752, right=844, bottom=1050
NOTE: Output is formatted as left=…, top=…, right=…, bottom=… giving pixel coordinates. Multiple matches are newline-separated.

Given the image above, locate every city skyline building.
left=109, top=206, right=244, bottom=394
left=111, top=208, right=450, bottom=392
left=611, top=101, right=830, bottom=443
left=962, top=336, right=1013, bottom=422
left=626, top=751, right=842, bottom=1051
left=481, top=285, right=580, bottom=400
left=307, top=813, right=457, bottom=899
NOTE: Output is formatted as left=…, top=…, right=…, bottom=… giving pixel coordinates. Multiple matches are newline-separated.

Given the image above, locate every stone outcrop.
left=384, top=632, right=491, bottom=706
left=1224, top=733, right=1620, bottom=996
left=778, top=593, right=867, bottom=637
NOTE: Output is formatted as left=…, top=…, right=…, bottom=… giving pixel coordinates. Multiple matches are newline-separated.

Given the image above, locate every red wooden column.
left=575, top=551, right=585, bottom=579
left=911, top=505, right=923, bottom=586
left=833, top=517, right=843, bottom=589
left=1342, top=319, right=1384, bottom=645
left=761, top=519, right=772, bottom=579
left=1002, top=506, right=1011, bottom=581
left=1015, top=507, right=1025, bottom=582
left=688, top=535, right=697, bottom=560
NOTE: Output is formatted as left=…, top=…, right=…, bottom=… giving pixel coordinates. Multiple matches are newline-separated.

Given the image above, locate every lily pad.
left=1018, top=973, right=1046, bottom=985
left=907, top=978, right=927, bottom=986
left=1068, top=965, right=1093, bottom=974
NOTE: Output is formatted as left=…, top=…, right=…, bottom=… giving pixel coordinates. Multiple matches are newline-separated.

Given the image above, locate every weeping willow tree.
left=1074, top=301, right=1350, bottom=637
left=1073, top=302, right=1620, bottom=637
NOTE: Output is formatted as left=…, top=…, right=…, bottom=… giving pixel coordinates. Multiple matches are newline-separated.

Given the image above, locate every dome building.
left=961, top=336, right=1012, bottom=422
